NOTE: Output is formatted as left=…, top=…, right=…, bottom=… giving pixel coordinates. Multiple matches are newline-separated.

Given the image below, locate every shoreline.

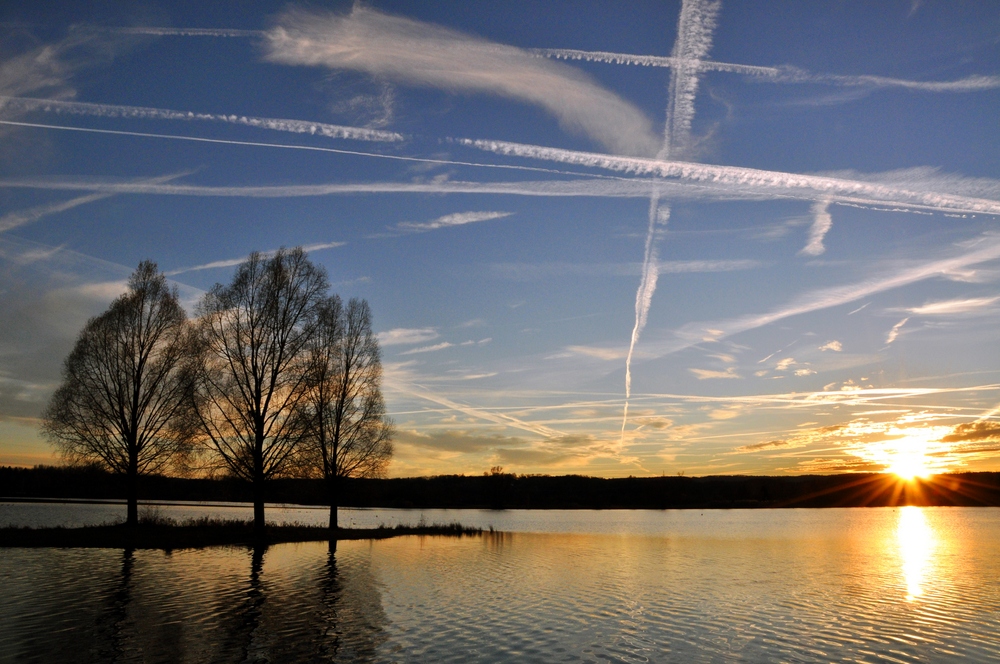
left=0, top=521, right=485, bottom=550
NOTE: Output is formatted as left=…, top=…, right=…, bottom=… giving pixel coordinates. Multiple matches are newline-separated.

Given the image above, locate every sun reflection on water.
left=897, top=506, right=936, bottom=602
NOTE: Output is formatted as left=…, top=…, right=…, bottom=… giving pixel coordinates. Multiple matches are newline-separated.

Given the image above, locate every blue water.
left=2, top=505, right=999, bottom=662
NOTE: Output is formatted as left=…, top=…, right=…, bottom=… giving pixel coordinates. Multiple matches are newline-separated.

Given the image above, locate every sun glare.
left=883, top=429, right=941, bottom=480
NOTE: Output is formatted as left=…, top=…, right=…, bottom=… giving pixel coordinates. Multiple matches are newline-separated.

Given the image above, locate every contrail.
left=621, top=0, right=720, bottom=447
left=533, top=49, right=1000, bottom=93
left=663, top=0, right=721, bottom=158
left=0, top=171, right=189, bottom=233
left=0, top=119, right=605, bottom=178
left=0, top=192, right=109, bottom=233
left=112, top=27, right=265, bottom=38
left=459, top=138, right=1000, bottom=216
left=0, top=95, right=403, bottom=142
left=165, top=241, right=345, bottom=276
left=385, top=381, right=565, bottom=438
left=531, top=48, right=778, bottom=76
left=622, top=195, right=669, bottom=439
left=800, top=198, right=832, bottom=256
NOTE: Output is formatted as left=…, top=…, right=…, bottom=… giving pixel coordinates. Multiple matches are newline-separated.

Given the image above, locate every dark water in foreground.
left=2, top=507, right=1000, bottom=662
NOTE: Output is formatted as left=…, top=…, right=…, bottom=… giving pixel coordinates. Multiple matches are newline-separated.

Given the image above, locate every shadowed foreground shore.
left=0, top=519, right=484, bottom=550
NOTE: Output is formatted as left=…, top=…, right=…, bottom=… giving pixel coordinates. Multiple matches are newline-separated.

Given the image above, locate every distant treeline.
left=4, top=466, right=1000, bottom=509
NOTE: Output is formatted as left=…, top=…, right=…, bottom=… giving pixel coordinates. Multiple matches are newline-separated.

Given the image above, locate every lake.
left=2, top=503, right=999, bottom=662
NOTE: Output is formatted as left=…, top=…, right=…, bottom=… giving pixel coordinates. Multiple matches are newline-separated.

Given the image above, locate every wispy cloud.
left=397, top=211, right=512, bottom=232
left=264, top=6, right=659, bottom=156
left=377, top=328, right=439, bottom=346
left=819, top=340, right=843, bottom=352
left=400, top=341, right=454, bottom=355
left=690, top=367, right=741, bottom=380
left=165, top=241, right=343, bottom=276
left=903, top=296, right=1000, bottom=316
left=0, top=192, right=109, bottom=233
left=799, top=199, right=832, bottom=256
left=642, top=235, right=1000, bottom=358
left=885, top=317, right=909, bottom=345
left=0, top=95, right=404, bottom=142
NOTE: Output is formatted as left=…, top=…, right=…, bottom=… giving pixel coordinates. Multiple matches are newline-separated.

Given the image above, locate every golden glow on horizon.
left=849, top=424, right=953, bottom=479
left=897, top=506, right=936, bottom=602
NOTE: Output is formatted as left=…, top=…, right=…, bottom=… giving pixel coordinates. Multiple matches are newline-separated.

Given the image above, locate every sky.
left=1, top=0, right=999, bottom=478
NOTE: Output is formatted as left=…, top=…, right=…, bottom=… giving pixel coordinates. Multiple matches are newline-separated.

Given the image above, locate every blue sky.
left=1, top=0, right=999, bottom=477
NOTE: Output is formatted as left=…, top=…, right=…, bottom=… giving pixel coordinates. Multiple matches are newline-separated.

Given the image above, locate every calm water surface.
left=2, top=506, right=999, bottom=662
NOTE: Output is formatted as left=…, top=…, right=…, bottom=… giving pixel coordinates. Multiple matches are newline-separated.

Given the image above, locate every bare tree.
left=42, top=261, right=192, bottom=526
left=303, top=297, right=393, bottom=529
left=190, top=248, right=328, bottom=531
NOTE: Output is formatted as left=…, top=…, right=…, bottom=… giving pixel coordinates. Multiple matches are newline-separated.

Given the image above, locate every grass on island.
left=0, top=515, right=487, bottom=550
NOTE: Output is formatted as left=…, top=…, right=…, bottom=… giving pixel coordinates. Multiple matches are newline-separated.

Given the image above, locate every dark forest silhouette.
left=4, top=465, right=1000, bottom=510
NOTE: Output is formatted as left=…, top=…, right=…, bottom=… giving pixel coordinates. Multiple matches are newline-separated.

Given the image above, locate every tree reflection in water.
left=91, top=548, right=134, bottom=663
left=212, top=542, right=389, bottom=663
left=6, top=542, right=389, bottom=663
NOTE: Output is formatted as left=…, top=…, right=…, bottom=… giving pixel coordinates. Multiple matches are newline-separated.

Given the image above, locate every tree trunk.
left=126, top=459, right=138, bottom=527
left=253, top=481, right=265, bottom=533
left=328, top=474, right=339, bottom=531
left=253, top=437, right=266, bottom=533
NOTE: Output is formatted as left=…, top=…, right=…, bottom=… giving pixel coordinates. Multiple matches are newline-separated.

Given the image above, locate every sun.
left=889, top=453, right=930, bottom=481
left=887, top=431, right=934, bottom=481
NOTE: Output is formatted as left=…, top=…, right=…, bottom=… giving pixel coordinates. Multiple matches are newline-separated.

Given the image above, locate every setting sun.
left=886, top=430, right=939, bottom=480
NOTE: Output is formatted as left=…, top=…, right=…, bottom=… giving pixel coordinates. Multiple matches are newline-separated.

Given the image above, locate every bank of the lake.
left=4, top=466, right=1000, bottom=509
left=0, top=521, right=482, bottom=550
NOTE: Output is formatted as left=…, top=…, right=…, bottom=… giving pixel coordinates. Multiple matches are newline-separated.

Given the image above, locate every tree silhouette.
left=42, top=261, right=193, bottom=526
left=302, top=296, right=393, bottom=529
left=190, top=248, right=328, bottom=531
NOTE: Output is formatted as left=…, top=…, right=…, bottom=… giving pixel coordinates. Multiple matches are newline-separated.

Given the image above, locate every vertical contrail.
left=621, top=0, right=720, bottom=447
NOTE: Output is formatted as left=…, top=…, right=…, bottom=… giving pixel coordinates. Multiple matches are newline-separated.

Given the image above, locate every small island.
left=0, top=517, right=484, bottom=550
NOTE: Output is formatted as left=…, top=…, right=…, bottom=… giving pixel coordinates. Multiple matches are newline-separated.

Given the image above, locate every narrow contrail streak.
left=387, top=382, right=564, bottom=438
left=111, top=27, right=265, bottom=37
left=0, top=119, right=599, bottom=178
left=0, top=95, right=403, bottom=142
left=532, top=48, right=778, bottom=76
